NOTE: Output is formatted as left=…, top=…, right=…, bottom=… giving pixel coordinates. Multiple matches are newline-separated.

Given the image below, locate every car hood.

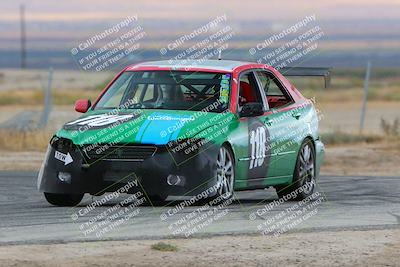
left=56, top=109, right=236, bottom=146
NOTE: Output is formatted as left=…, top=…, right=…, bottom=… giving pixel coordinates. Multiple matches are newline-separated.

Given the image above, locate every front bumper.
left=37, top=139, right=219, bottom=197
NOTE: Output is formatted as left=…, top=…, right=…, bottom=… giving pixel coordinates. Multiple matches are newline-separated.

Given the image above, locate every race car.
left=37, top=60, right=326, bottom=206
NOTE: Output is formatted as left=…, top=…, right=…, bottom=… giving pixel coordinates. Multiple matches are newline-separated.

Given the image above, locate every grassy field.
left=0, top=68, right=399, bottom=106
left=0, top=89, right=100, bottom=106
left=0, top=130, right=51, bottom=151
left=289, top=68, right=400, bottom=102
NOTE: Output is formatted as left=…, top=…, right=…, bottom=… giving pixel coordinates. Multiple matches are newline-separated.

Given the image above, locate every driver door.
left=235, top=70, right=280, bottom=188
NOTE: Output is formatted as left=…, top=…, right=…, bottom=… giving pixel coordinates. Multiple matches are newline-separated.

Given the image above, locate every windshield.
left=94, top=71, right=231, bottom=112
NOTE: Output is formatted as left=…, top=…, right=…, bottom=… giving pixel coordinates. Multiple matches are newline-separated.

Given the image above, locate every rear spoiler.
left=279, top=67, right=331, bottom=88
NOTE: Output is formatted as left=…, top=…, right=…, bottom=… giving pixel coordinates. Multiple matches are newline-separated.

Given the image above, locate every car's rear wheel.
left=44, top=192, right=84, bottom=206
left=215, top=144, right=235, bottom=200
left=275, top=139, right=316, bottom=200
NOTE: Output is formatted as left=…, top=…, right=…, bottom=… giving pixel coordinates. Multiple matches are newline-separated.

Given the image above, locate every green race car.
left=38, top=60, right=325, bottom=206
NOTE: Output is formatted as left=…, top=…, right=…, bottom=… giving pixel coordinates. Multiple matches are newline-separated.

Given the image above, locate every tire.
left=275, top=139, right=316, bottom=201
left=213, top=144, right=235, bottom=202
left=44, top=192, right=84, bottom=206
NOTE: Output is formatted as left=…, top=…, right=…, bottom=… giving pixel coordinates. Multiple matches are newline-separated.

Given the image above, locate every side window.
left=239, top=72, right=263, bottom=107
left=256, top=71, right=292, bottom=109
left=142, top=84, right=156, bottom=102
left=124, top=83, right=157, bottom=104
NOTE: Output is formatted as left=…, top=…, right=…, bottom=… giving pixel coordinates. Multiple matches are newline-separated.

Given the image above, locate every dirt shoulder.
left=320, top=141, right=400, bottom=176
left=0, top=228, right=398, bottom=267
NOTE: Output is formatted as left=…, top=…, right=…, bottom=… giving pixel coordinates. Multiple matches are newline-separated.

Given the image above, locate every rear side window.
left=256, top=71, right=292, bottom=109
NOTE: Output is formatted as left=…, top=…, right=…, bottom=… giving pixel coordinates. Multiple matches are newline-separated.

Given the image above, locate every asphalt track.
left=0, top=171, right=399, bottom=245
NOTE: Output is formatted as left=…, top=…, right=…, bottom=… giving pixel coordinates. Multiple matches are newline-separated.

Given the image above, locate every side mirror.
left=239, top=103, right=264, bottom=117
left=74, top=99, right=91, bottom=113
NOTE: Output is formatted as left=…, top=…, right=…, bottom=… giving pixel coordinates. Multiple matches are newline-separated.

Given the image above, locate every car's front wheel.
left=275, top=139, right=316, bottom=200
left=44, top=192, right=84, bottom=206
left=214, top=144, right=235, bottom=200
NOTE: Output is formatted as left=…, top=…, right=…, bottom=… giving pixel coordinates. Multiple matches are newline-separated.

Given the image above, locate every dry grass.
left=321, top=131, right=383, bottom=145
left=0, top=68, right=399, bottom=106
left=0, top=90, right=44, bottom=106
left=380, top=117, right=400, bottom=136
left=288, top=68, right=400, bottom=102
left=150, top=242, right=178, bottom=252
left=0, top=89, right=100, bottom=106
left=0, top=129, right=51, bottom=151
left=321, top=138, right=400, bottom=176
left=301, top=86, right=400, bottom=103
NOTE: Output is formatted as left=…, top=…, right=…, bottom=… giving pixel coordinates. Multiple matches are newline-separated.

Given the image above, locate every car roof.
left=127, top=59, right=256, bottom=72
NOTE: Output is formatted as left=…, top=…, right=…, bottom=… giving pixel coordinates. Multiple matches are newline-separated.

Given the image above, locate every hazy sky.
left=0, top=0, right=399, bottom=68
left=1, top=0, right=400, bottom=22
left=1, top=0, right=399, bottom=52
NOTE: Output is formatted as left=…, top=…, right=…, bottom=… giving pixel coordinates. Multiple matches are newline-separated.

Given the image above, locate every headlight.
left=50, top=136, right=75, bottom=151
left=49, top=135, right=59, bottom=146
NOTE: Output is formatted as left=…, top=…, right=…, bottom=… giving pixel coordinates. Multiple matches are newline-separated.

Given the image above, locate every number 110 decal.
left=249, top=126, right=267, bottom=169
left=247, top=119, right=270, bottom=179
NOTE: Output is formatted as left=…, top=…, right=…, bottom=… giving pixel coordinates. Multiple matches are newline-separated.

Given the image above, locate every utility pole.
left=20, top=4, right=26, bottom=69
left=359, top=61, right=371, bottom=133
